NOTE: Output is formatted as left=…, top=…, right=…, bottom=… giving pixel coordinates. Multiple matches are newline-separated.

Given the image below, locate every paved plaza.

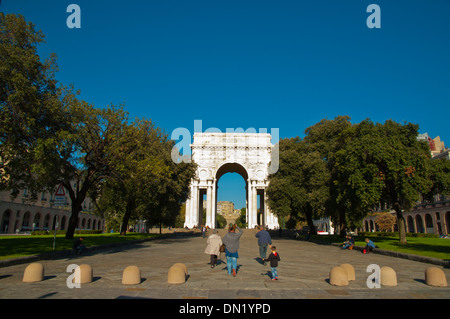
left=0, top=229, right=449, bottom=301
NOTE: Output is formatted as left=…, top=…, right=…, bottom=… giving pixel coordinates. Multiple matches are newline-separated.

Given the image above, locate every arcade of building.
left=0, top=190, right=103, bottom=234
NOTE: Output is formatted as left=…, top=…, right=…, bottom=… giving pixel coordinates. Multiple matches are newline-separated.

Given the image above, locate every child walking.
left=264, top=246, right=281, bottom=280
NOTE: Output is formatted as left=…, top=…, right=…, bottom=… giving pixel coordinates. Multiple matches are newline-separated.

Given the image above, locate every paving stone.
left=0, top=229, right=449, bottom=301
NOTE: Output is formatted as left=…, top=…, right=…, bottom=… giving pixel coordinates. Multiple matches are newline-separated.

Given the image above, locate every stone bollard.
left=23, top=263, right=44, bottom=283
left=380, top=266, right=397, bottom=286
left=173, top=263, right=188, bottom=276
left=122, top=266, right=141, bottom=285
left=425, top=267, right=447, bottom=287
left=329, top=266, right=349, bottom=286
left=74, top=264, right=93, bottom=284
left=340, top=263, right=355, bottom=281
left=168, top=263, right=188, bottom=284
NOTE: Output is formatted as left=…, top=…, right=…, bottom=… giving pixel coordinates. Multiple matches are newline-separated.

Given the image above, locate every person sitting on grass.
left=363, top=238, right=376, bottom=254
left=341, top=235, right=354, bottom=250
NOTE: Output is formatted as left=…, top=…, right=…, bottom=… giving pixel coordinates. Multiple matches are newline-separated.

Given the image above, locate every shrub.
left=31, top=229, right=103, bottom=235
left=358, top=231, right=438, bottom=238
left=75, top=230, right=103, bottom=235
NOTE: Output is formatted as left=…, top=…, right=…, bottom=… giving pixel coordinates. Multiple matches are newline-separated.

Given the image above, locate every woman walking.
left=204, top=229, right=223, bottom=268
left=222, top=224, right=243, bottom=277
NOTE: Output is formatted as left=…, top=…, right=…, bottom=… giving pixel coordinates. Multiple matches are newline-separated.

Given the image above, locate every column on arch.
left=205, top=182, right=213, bottom=228
left=211, top=179, right=217, bottom=229
left=184, top=183, right=193, bottom=228
left=263, top=181, right=278, bottom=229
left=185, top=181, right=200, bottom=228
left=257, top=188, right=265, bottom=226
left=184, top=196, right=191, bottom=227
left=252, top=185, right=257, bottom=227
left=247, top=179, right=252, bottom=228
left=263, top=189, right=270, bottom=226
left=247, top=180, right=258, bottom=228
left=245, top=182, right=249, bottom=228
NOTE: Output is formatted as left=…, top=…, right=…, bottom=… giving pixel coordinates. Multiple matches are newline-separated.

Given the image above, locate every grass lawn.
left=0, top=233, right=160, bottom=260
left=309, top=234, right=450, bottom=260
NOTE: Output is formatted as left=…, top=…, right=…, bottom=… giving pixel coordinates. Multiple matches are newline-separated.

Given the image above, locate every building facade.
left=217, top=201, right=241, bottom=225
left=362, top=202, right=450, bottom=235
left=0, top=186, right=104, bottom=234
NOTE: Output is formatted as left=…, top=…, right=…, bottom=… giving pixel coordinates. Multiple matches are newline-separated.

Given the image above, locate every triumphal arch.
left=184, top=132, right=279, bottom=229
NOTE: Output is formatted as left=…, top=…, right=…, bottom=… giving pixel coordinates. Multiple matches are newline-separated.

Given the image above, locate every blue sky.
left=2, top=0, right=450, bottom=209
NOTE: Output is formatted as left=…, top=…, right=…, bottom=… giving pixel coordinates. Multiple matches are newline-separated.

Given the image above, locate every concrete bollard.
left=74, top=264, right=93, bottom=284
left=340, top=263, right=355, bottom=281
left=380, top=266, right=397, bottom=286
left=168, top=263, right=187, bottom=284
left=329, top=266, right=349, bottom=286
left=425, top=267, right=447, bottom=287
left=23, top=263, right=44, bottom=282
left=122, top=265, right=141, bottom=285
left=172, top=263, right=188, bottom=276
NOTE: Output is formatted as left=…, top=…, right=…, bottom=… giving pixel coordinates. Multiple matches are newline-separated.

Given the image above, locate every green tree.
left=336, top=120, right=432, bottom=243
left=235, top=208, right=247, bottom=228
left=375, top=212, right=396, bottom=232
left=216, top=213, right=227, bottom=229
left=43, top=100, right=129, bottom=239
left=370, top=120, right=432, bottom=244
left=424, top=157, right=450, bottom=201
left=301, top=116, right=354, bottom=235
left=267, top=137, right=330, bottom=234
left=99, top=118, right=173, bottom=234
left=330, top=120, right=384, bottom=235
left=138, top=138, right=196, bottom=233
left=0, top=13, right=69, bottom=192
left=0, top=14, right=130, bottom=239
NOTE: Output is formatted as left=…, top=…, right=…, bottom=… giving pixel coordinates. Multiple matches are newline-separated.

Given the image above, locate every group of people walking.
left=204, top=224, right=280, bottom=280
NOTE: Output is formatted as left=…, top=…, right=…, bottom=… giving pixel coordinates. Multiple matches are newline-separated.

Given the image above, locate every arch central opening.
left=216, top=173, right=246, bottom=227
left=215, top=163, right=248, bottom=228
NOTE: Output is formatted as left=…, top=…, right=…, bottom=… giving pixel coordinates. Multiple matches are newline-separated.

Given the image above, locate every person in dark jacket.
left=255, top=225, right=272, bottom=265
left=341, top=235, right=355, bottom=250
left=264, top=246, right=281, bottom=280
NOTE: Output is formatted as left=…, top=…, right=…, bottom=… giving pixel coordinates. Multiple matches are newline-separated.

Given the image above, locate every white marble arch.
left=184, top=132, right=278, bottom=229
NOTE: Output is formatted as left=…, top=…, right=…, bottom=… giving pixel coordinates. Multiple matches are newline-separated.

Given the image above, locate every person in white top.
left=204, top=229, right=223, bottom=268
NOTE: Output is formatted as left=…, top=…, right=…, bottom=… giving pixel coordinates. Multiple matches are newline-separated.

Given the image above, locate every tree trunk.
left=120, top=222, right=128, bottom=235
left=339, top=224, right=347, bottom=237
left=338, top=208, right=347, bottom=237
left=120, top=199, right=135, bottom=235
left=305, top=207, right=317, bottom=235
left=65, top=204, right=82, bottom=239
left=395, top=208, right=407, bottom=244
left=64, top=179, right=90, bottom=240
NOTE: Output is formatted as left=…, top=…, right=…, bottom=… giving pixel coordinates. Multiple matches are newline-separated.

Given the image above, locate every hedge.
left=358, top=231, right=438, bottom=238
left=31, top=230, right=103, bottom=236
